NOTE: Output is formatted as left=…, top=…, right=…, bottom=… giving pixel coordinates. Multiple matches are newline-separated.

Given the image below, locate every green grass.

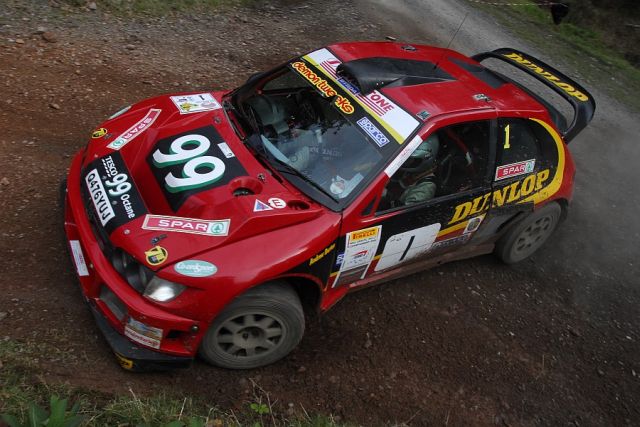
left=0, top=339, right=345, bottom=426
left=469, top=0, right=640, bottom=112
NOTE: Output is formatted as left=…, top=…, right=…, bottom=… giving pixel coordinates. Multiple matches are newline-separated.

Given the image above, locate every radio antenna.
left=433, top=11, right=469, bottom=70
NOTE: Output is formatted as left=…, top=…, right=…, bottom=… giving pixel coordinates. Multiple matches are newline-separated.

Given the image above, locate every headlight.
left=143, top=277, right=186, bottom=302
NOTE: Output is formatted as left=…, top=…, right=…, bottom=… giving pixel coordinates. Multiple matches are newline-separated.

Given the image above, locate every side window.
left=498, top=119, right=541, bottom=166
left=377, top=120, right=491, bottom=212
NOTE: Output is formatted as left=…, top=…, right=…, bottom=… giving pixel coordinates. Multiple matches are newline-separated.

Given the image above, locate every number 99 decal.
left=152, top=134, right=225, bottom=192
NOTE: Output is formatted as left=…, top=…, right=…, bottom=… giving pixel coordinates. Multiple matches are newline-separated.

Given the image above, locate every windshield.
left=231, top=66, right=388, bottom=206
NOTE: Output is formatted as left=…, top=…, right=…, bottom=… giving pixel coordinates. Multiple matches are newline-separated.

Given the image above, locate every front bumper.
left=62, top=150, right=196, bottom=371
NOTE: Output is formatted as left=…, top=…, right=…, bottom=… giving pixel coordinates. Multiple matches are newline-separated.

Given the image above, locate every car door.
left=330, top=119, right=496, bottom=289
left=482, top=117, right=562, bottom=234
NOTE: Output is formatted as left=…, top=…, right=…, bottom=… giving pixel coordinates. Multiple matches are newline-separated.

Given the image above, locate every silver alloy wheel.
left=199, top=282, right=305, bottom=369
left=215, top=312, right=286, bottom=360
left=511, top=214, right=555, bottom=258
left=495, top=202, right=562, bottom=264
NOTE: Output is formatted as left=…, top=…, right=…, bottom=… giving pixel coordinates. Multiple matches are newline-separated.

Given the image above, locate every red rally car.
left=63, top=42, right=595, bottom=371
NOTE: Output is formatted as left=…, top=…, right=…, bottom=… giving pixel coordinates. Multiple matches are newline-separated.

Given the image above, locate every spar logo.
left=142, top=214, right=229, bottom=236
left=495, top=159, right=535, bottom=181
left=108, top=108, right=161, bottom=150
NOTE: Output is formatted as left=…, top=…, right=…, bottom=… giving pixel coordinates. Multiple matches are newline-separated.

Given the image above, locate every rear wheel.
left=495, top=202, right=562, bottom=264
left=199, top=282, right=304, bottom=369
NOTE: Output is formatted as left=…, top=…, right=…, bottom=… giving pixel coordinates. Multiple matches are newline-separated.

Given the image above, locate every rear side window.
left=498, top=119, right=541, bottom=166
left=496, top=118, right=560, bottom=182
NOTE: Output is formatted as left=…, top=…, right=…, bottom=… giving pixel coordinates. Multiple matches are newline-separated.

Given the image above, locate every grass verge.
left=0, top=339, right=345, bottom=427
left=467, top=0, right=640, bottom=112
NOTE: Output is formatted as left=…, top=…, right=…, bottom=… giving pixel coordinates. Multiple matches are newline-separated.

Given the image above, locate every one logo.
left=92, top=128, right=108, bottom=138
left=174, top=260, right=217, bottom=277
left=145, top=245, right=168, bottom=266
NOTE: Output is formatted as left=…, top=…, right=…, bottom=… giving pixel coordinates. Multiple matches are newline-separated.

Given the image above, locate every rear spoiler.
left=472, top=48, right=595, bottom=143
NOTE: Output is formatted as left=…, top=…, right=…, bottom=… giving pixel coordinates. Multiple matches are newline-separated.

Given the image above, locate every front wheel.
left=199, top=282, right=304, bottom=369
left=495, top=202, right=563, bottom=264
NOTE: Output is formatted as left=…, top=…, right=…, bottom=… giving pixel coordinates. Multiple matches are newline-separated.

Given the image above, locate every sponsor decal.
left=148, top=126, right=247, bottom=211
left=357, top=117, right=390, bottom=148
left=108, top=108, right=161, bottom=150
left=84, top=152, right=147, bottom=233
left=375, top=223, right=441, bottom=271
left=495, top=159, right=536, bottom=181
left=253, top=199, right=273, bottom=212
left=114, top=352, right=134, bottom=370
left=268, top=197, right=286, bottom=209
left=92, top=128, right=107, bottom=138
left=333, top=225, right=382, bottom=287
left=108, top=105, right=130, bottom=120
left=416, top=110, right=430, bottom=121
left=145, top=245, right=168, bottom=266
left=384, top=134, right=424, bottom=177
left=309, top=243, right=336, bottom=266
left=124, top=318, right=162, bottom=349
left=464, top=215, right=485, bottom=234
left=304, top=48, right=420, bottom=144
left=174, top=260, right=217, bottom=277
left=449, top=169, right=551, bottom=224
left=69, top=240, right=89, bottom=276
left=217, top=142, right=235, bottom=158
left=170, top=93, right=221, bottom=114
left=142, top=215, right=229, bottom=237
left=291, top=61, right=354, bottom=114
left=502, top=52, right=589, bottom=102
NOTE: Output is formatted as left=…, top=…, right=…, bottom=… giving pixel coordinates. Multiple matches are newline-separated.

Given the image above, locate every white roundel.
left=268, top=197, right=286, bottom=209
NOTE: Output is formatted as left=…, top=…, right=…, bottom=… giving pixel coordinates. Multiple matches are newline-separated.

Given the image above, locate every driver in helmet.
left=398, top=133, right=439, bottom=205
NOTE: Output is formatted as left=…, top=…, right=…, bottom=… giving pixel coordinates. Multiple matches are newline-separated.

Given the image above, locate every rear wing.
left=472, top=48, right=595, bottom=143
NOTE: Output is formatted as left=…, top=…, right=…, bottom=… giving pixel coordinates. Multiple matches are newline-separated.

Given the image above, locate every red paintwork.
left=63, top=41, right=579, bottom=360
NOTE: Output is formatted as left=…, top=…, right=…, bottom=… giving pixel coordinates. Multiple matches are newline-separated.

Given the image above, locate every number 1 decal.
left=374, top=223, right=441, bottom=272
left=152, top=134, right=225, bottom=192
left=503, top=124, right=511, bottom=150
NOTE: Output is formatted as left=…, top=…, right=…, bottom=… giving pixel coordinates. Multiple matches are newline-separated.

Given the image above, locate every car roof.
left=327, top=41, right=545, bottom=123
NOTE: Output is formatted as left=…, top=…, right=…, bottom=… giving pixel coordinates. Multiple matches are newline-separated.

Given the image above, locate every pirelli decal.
left=501, top=52, right=589, bottom=102
left=302, top=48, right=421, bottom=144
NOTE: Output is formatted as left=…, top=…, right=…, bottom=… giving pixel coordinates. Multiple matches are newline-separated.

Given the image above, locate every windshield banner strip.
left=289, top=60, right=396, bottom=150
left=303, top=48, right=420, bottom=144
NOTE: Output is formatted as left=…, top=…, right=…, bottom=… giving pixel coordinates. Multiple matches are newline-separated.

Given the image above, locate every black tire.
left=495, top=202, right=563, bottom=264
left=199, top=282, right=304, bottom=369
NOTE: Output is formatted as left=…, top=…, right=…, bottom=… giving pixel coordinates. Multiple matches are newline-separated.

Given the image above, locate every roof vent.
left=337, top=57, right=454, bottom=94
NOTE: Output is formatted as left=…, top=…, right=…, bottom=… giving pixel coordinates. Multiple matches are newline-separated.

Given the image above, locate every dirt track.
left=1, top=0, right=639, bottom=425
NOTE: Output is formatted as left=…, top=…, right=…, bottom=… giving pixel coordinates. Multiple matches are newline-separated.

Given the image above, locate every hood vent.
left=336, top=57, right=454, bottom=94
